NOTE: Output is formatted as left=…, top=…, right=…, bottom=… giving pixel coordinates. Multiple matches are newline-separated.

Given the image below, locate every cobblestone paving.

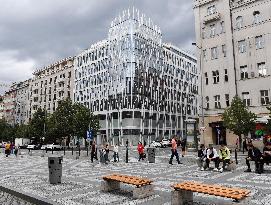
left=0, top=148, right=270, bottom=205
left=0, top=190, right=34, bottom=205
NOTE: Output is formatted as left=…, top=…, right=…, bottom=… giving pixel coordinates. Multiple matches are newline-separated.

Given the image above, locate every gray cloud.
left=0, top=0, right=195, bottom=94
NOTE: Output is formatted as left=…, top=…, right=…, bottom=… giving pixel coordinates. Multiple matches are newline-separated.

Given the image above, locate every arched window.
left=236, top=16, right=243, bottom=29
left=253, top=11, right=261, bottom=24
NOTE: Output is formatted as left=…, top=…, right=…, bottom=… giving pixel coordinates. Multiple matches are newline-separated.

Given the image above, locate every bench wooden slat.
left=103, top=174, right=153, bottom=187
left=173, top=182, right=250, bottom=200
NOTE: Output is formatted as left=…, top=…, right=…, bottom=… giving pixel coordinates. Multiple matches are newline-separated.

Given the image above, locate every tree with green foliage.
left=46, top=98, right=100, bottom=146
left=47, top=99, right=75, bottom=143
left=14, top=124, right=30, bottom=139
left=29, top=108, right=46, bottom=143
left=0, top=119, right=14, bottom=142
left=222, top=96, right=257, bottom=148
left=73, top=103, right=100, bottom=145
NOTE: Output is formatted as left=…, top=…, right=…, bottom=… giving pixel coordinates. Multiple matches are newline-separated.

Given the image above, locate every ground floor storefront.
left=201, top=115, right=267, bottom=149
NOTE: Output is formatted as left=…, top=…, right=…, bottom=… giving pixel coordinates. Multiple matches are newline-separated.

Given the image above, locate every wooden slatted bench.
left=101, top=174, right=154, bottom=199
left=171, top=181, right=250, bottom=205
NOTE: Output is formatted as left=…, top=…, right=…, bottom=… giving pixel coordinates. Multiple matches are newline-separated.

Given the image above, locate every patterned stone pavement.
left=0, top=148, right=270, bottom=205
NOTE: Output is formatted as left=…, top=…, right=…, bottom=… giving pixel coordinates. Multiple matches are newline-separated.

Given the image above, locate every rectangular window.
left=207, top=5, right=216, bottom=15
left=202, top=27, right=206, bottom=39
left=206, top=96, right=209, bottom=110
left=210, top=24, right=216, bottom=37
left=212, top=70, right=219, bottom=84
left=220, top=21, right=225, bottom=33
left=224, top=69, right=228, bottom=82
left=258, top=62, right=266, bottom=77
left=225, top=94, right=230, bottom=107
left=240, top=65, right=248, bottom=80
left=211, top=47, right=218, bottom=59
left=255, top=35, right=264, bottom=49
left=236, top=16, right=243, bottom=29
left=204, top=72, right=208, bottom=85
left=203, top=49, right=207, bottom=60
left=238, top=40, right=246, bottom=53
left=253, top=12, right=261, bottom=24
left=260, top=90, right=269, bottom=105
left=214, top=95, right=221, bottom=109
left=222, top=44, right=226, bottom=57
left=242, top=92, right=251, bottom=106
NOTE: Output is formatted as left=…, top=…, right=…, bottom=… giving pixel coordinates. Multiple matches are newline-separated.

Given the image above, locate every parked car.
left=46, top=143, right=62, bottom=150
left=41, top=145, right=48, bottom=150
left=19, top=144, right=28, bottom=149
left=161, top=139, right=171, bottom=148
left=150, top=141, right=162, bottom=148
left=27, top=144, right=40, bottom=150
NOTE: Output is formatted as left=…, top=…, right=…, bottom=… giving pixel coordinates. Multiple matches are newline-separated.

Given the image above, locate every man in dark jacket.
left=245, top=144, right=263, bottom=174
left=197, top=144, right=207, bottom=170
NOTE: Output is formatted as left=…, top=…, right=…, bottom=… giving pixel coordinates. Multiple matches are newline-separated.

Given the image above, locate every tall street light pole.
left=192, top=43, right=205, bottom=145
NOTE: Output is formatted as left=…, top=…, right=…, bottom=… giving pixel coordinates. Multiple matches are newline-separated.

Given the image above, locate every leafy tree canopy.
left=222, top=96, right=256, bottom=144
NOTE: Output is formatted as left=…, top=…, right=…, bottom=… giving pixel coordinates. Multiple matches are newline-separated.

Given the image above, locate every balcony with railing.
left=203, top=12, right=221, bottom=24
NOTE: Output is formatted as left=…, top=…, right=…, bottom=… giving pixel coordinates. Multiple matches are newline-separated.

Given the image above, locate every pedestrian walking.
left=14, top=146, right=19, bottom=157
left=169, top=136, right=181, bottom=165
left=90, top=141, right=97, bottom=163
left=113, top=144, right=119, bottom=162
left=137, top=142, right=145, bottom=161
left=5, top=141, right=11, bottom=157
left=104, top=144, right=110, bottom=164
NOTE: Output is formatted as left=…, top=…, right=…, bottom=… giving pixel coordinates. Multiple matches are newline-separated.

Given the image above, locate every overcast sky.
left=0, top=0, right=195, bottom=94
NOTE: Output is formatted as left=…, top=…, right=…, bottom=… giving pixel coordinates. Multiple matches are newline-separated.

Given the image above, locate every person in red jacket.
left=137, top=142, right=145, bottom=161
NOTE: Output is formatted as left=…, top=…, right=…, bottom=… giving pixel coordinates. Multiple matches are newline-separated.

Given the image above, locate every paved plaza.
left=0, top=148, right=270, bottom=205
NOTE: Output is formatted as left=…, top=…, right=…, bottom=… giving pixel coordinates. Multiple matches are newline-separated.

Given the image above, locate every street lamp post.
left=192, top=43, right=205, bottom=145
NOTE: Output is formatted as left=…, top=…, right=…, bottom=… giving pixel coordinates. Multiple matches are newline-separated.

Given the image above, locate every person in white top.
left=113, top=144, right=119, bottom=162
left=206, top=145, right=220, bottom=171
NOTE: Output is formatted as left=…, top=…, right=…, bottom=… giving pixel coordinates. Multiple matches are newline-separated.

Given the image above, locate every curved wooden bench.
left=172, top=181, right=250, bottom=205
left=101, top=174, right=154, bottom=199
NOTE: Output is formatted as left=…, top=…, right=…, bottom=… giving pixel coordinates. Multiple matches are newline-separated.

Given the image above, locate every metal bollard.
left=79, top=147, right=81, bottom=156
left=52, top=148, right=54, bottom=154
left=46, top=148, right=48, bottom=153
left=125, top=147, right=128, bottom=163
left=235, top=148, right=238, bottom=164
left=87, top=147, right=89, bottom=156
left=72, top=147, right=73, bottom=155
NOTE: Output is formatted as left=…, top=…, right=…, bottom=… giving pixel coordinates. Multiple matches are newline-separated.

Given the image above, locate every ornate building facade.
left=74, top=9, right=198, bottom=145
left=194, top=0, right=271, bottom=146
left=28, top=57, right=74, bottom=120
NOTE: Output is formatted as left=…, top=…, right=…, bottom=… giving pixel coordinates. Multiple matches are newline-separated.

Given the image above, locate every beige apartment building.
left=13, top=80, right=30, bottom=125
left=194, top=0, right=271, bottom=146
left=28, top=56, right=74, bottom=121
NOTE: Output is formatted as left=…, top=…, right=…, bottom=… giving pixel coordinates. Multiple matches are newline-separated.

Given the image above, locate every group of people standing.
left=2, top=141, right=18, bottom=157
left=90, top=141, right=119, bottom=164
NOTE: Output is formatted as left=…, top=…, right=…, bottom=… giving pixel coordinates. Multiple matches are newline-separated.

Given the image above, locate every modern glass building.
left=74, top=9, right=198, bottom=145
